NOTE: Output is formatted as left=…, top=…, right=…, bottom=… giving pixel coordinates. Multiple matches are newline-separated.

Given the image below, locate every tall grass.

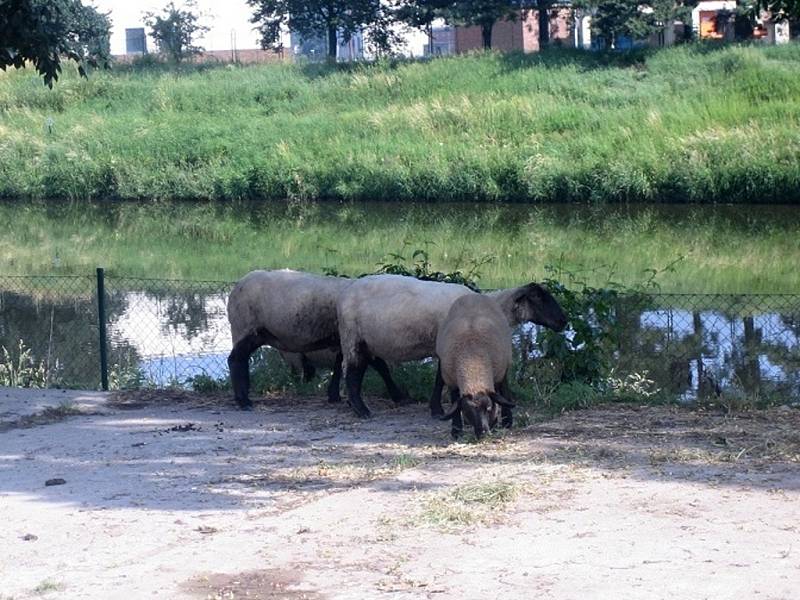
left=1, top=201, right=798, bottom=292
left=1, top=44, right=799, bottom=202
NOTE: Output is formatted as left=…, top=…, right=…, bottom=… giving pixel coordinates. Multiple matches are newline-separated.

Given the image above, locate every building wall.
left=548, top=8, right=574, bottom=45
left=691, top=1, right=737, bottom=39
left=767, top=20, right=791, bottom=44
left=454, top=10, right=572, bottom=54
left=521, top=12, right=540, bottom=52
left=429, top=26, right=456, bottom=56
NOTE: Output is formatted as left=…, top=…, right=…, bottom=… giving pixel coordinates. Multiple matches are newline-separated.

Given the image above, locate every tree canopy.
left=247, top=0, right=389, bottom=59
left=757, top=0, right=800, bottom=20
left=0, top=0, right=111, bottom=87
left=395, top=0, right=452, bottom=31
left=578, top=0, right=688, bottom=48
left=144, top=1, right=210, bottom=63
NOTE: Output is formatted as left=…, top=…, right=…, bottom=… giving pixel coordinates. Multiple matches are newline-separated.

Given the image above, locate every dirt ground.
left=1, top=387, right=799, bottom=600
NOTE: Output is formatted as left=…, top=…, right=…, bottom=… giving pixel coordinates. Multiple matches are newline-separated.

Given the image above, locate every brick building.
left=454, top=9, right=574, bottom=53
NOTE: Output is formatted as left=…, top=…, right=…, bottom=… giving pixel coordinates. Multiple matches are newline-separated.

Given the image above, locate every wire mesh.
left=101, top=276, right=234, bottom=388
left=0, top=273, right=798, bottom=400
left=0, top=275, right=99, bottom=388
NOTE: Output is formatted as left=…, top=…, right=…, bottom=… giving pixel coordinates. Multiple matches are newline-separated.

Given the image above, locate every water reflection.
left=0, top=279, right=142, bottom=388
left=106, top=287, right=231, bottom=385
left=615, top=299, right=800, bottom=401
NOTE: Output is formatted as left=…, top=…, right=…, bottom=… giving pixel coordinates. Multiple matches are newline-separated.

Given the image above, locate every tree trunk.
left=740, top=316, right=761, bottom=395
left=327, top=25, right=337, bottom=60
left=481, top=22, right=493, bottom=49
left=538, top=7, right=550, bottom=48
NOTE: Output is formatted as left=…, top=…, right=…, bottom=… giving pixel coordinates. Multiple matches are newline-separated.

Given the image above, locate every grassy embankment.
left=1, top=201, right=799, bottom=293
left=1, top=44, right=800, bottom=203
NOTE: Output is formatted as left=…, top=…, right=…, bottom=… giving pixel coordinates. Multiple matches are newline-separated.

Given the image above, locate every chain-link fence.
left=1, top=272, right=798, bottom=401
left=102, top=275, right=233, bottom=389
left=0, top=274, right=100, bottom=388
left=513, top=292, right=800, bottom=403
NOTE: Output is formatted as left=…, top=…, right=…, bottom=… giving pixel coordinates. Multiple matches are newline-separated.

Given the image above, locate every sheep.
left=227, top=269, right=406, bottom=410
left=336, top=274, right=567, bottom=419
left=436, top=294, right=516, bottom=439
left=430, top=282, right=570, bottom=422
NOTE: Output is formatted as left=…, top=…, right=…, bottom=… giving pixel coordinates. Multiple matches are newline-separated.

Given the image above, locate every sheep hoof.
left=236, top=399, right=254, bottom=411
left=430, top=407, right=445, bottom=418
left=327, top=394, right=342, bottom=404
left=351, top=405, right=372, bottom=419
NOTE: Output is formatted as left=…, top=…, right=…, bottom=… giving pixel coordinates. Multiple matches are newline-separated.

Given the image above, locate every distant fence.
left=0, top=272, right=798, bottom=401
left=113, top=48, right=288, bottom=66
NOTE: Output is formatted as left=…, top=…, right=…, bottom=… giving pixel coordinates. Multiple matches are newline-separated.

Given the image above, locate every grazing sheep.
left=436, top=294, right=515, bottom=439
left=336, top=274, right=567, bottom=419
left=430, top=282, right=570, bottom=422
left=227, top=269, right=406, bottom=410
left=336, top=274, right=474, bottom=418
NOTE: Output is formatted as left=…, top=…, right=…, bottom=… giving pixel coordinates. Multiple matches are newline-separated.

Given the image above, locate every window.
left=126, top=28, right=147, bottom=54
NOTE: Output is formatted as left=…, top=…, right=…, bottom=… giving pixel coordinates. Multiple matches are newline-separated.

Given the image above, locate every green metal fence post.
left=96, top=267, right=109, bottom=391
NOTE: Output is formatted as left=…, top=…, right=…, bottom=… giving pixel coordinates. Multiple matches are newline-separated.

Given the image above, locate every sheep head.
left=511, top=283, right=568, bottom=332
left=440, top=392, right=514, bottom=439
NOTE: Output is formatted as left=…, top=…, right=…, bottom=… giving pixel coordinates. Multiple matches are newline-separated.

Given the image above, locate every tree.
left=586, top=0, right=657, bottom=47
left=580, top=0, right=699, bottom=48
left=248, top=0, right=389, bottom=60
left=395, top=0, right=452, bottom=54
left=756, top=0, right=800, bottom=40
left=143, top=1, right=210, bottom=63
left=757, top=0, right=800, bottom=19
left=534, top=0, right=557, bottom=47
left=0, top=0, right=111, bottom=87
left=446, top=1, right=535, bottom=49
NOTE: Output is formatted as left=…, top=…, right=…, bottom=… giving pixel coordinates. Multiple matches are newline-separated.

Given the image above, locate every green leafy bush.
left=0, top=339, right=59, bottom=388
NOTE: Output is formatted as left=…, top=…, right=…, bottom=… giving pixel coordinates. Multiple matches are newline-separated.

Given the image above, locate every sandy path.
left=1, top=388, right=798, bottom=599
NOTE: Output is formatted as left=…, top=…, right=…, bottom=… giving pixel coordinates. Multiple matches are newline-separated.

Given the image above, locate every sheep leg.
left=344, top=345, right=372, bottom=419
left=300, top=354, right=317, bottom=382
left=368, top=356, right=409, bottom=404
left=327, top=353, right=343, bottom=403
left=449, top=387, right=463, bottom=439
left=430, top=363, right=445, bottom=417
left=499, top=378, right=514, bottom=429
left=228, top=331, right=268, bottom=410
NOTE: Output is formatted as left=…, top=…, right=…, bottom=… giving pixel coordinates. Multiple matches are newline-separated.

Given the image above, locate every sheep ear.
left=512, top=283, right=541, bottom=320
left=490, top=392, right=515, bottom=408
left=439, top=396, right=462, bottom=421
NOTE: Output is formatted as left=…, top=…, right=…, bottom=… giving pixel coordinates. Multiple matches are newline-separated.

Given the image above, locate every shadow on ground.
left=1, top=389, right=798, bottom=516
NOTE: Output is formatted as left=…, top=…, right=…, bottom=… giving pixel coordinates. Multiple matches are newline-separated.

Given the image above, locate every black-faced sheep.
left=436, top=294, right=516, bottom=439
left=227, top=269, right=406, bottom=410
left=431, top=282, right=569, bottom=423
left=335, top=274, right=567, bottom=419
